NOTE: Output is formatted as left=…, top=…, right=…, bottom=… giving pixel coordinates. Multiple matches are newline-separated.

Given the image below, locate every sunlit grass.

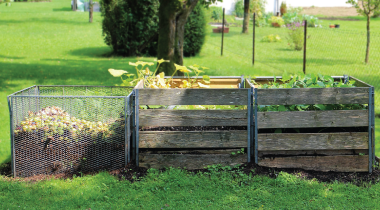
left=1, top=0, right=379, bottom=164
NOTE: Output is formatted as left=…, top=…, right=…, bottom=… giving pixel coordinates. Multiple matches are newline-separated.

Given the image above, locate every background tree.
left=242, top=0, right=250, bottom=33
left=157, top=0, right=220, bottom=75
left=347, top=0, right=380, bottom=63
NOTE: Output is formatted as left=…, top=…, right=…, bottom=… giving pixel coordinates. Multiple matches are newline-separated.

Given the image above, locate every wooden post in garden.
left=221, top=8, right=225, bottom=56
left=303, top=20, right=307, bottom=74
left=252, top=13, right=256, bottom=65
left=89, top=0, right=93, bottom=23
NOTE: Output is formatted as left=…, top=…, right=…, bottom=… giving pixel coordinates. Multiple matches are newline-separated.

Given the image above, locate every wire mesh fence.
left=8, top=86, right=133, bottom=177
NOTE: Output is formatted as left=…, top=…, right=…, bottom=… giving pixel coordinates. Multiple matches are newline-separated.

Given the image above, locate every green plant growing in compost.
left=251, top=71, right=368, bottom=112
left=108, top=59, right=210, bottom=88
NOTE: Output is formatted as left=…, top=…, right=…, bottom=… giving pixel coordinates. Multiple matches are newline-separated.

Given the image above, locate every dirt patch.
left=2, top=160, right=380, bottom=186
left=301, top=7, right=359, bottom=17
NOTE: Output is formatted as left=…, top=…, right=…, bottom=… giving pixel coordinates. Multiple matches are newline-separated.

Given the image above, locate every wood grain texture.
left=257, top=110, right=368, bottom=128
left=169, top=78, right=241, bottom=88
left=138, top=89, right=248, bottom=105
left=141, top=149, right=243, bottom=154
left=139, top=131, right=247, bottom=148
left=257, top=88, right=369, bottom=105
left=139, top=109, right=248, bottom=127
left=139, top=154, right=247, bottom=169
left=258, top=132, right=368, bottom=151
left=258, top=149, right=368, bottom=157
left=350, top=76, right=372, bottom=88
left=258, top=155, right=369, bottom=172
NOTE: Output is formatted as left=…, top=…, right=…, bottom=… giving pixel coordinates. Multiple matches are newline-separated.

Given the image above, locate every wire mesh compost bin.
left=7, top=86, right=133, bottom=177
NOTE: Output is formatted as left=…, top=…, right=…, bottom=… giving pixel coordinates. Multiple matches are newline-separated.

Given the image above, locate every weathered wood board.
left=258, top=155, right=369, bottom=172
left=256, top=88, right=369, bottom=105
left=139, top=109, right=247, bottom=127
left=139, top=153, right=247, bottom=170
left=168, top=78, right=241, bottom=89
left=257, top=110, right=368, bottom=128
left=139, top=131, right=247, bottom=148
left=259, top=149, right=368, bottom=157
left=258, top=132, right=368, bottom=151
left=138, top=89, right=248, bottom=105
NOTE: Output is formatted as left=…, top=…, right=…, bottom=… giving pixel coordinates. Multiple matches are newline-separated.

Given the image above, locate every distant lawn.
left=1, top=0, right=380, bottom=164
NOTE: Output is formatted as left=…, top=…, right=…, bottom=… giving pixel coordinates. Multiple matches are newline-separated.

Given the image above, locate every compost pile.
left=14, top=106, right=126, bottom=177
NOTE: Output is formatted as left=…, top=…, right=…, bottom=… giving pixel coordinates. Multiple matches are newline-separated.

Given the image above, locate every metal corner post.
left=247, top=88, right=251, bottom=162
left=368, top=87, right=374, bottom=173
left=131, top=90, right=136, bottom=164
left=124, top=96, right=129, bottom=165
left=135, top=89, right=139, bottom=166
left=254, top=88, right=258, bottom=164
left=7, top=96, right=15, bottom=176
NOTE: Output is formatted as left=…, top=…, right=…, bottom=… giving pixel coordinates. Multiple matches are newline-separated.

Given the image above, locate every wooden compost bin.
left=133, top=77, right=250, bottom=169
left=246, top=76, right=375, bottom=172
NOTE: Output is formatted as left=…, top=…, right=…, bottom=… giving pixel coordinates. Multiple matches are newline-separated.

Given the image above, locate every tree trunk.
left=89, top=0, right=93, bottom=23
left=365, top=15, right=370, bottom=64
left=242, top=0, right=250, bottom=33
left=157, top=0, right=178, bottom=75
left=174, top=0, right=198, bottom=67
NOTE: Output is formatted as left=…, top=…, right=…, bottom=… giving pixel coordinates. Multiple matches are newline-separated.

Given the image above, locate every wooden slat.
left=257, top=88, right=369, bottom=105
left=139, top=154, right=247, bottom=170
left=138, top=89, right=248, bottom=105
left=258, top=132, right=368, bottom=151
left=259, top=149, right=368, bottom=157
left=140, top=109, right=247, bottom=127
left=350, top=76, right=372, bottom=87
left=257, top=110, right=368, bottom=128
left=141, top=149, right=243, bottom=154
left=258, top=155, right=369, bottom=172
left=169, top=78, right=241, bottom=88
left=139, top=131, right=247, bottom=148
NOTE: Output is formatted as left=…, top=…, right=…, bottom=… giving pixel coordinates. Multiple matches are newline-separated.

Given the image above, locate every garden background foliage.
left=100, top=0, right=206, bottom=57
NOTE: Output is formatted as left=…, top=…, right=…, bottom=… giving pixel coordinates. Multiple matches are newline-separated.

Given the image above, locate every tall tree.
left=242, top=0, right=250, bottom=33
left=157, top=0, right=219, bottom=75
left=347, top=0, right=380, bottom=63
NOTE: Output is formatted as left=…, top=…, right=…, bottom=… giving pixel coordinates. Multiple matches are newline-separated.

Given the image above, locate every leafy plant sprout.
left=108, top=59, right=210, bottom=89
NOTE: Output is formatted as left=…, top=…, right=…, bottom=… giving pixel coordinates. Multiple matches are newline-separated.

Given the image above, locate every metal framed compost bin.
left=8, top=85, right=133, bottom=177
left=133, top=76, right=250, bottom=170
left=246, top=76, right=375, bottom=172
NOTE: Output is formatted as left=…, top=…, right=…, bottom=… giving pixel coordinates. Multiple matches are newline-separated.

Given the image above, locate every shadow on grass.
left=52, top=7, right=72, bottom=12
left=0, top=54, right=25, bottom=60
left=0, top=17, right=93, bottom=26
left=69, top=46, right=113, bottom=58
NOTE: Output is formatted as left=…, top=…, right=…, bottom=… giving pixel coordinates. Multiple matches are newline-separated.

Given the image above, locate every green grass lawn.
left=0, top=0, right=379, bottom=164
left=1, top=168, right=380, bottom=209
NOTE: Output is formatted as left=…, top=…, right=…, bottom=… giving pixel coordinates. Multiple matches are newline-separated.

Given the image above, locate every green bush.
left=100, top=0, right=160, bottom=56
left=210, top=6, right=223, bottom=22
left=234, top=0, right=266, bottom=18
left=100, top=0, right=206, bottom=57
left=184, top=2, right=207, bottom=57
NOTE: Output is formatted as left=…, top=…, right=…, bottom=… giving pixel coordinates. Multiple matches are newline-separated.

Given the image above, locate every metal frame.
left=8, top=85, right=133, bottom=177
left=369, top=86, right=375, bottom=173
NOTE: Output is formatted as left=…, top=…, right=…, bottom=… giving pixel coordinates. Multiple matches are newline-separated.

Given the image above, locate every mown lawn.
left=1, top=0, right=380, bottom=163
left=1, top=168, right=380, bottom=209
left=1, top=1, right=380, bottom=208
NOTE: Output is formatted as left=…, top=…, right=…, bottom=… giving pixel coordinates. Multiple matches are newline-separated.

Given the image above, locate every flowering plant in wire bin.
left=287, top=21, right=305, bottom=51
left=14, top=106, right=122, bottom=146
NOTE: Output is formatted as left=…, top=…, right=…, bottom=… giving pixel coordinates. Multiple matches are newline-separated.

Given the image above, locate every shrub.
left=210, top=6, right=223, bottom=22
left=234, top=0, right=266, bottom=18
left=100, top=0, right=206, bottom=57
left=287, top=21, right=304, bottom=51
left=184, top=2, right=207, bottom=57
left=100, top=0, right=160, bottom=56
left=280, top=1, right=287, bottom=16
left=302, top=15, right=321, bottom=27
left=261, top=34, right=281, bottom=43
left=270, top=16, right=284, bottom=27
left=282, top=11, right=300, bottom=25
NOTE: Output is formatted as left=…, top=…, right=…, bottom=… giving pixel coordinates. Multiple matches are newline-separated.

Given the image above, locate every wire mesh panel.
left=8, top=86, right=133, bottom=177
